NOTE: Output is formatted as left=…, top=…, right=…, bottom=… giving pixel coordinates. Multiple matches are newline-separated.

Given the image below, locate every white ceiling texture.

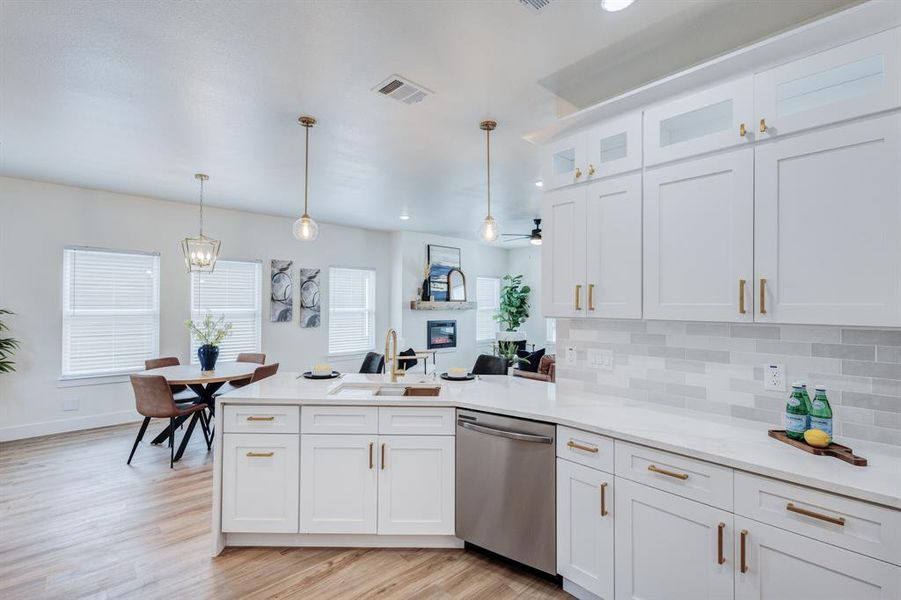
left=0, top=0, right=855, bottom=241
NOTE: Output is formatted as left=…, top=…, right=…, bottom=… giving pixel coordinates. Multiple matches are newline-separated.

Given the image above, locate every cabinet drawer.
left=222, top=404, right=299, bottom=434
left=379, top=407, right=455, bottom=435
left=614, top=441, right=733, bottom=510
left=557, top=426, right=614, bottom=473
left=301, top=406, right=378, bottom=434
left=735, top=472, right=901, bottom=565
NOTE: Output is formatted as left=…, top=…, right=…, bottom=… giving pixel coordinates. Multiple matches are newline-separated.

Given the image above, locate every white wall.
left=0, top=177, right=392, bottom=440
left=506, top=246, right=544, bottom=348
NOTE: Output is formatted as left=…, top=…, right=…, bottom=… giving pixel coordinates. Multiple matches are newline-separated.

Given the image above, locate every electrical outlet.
left=764, top=364, right=786, bottom=392
left=62, top=398, right=80, bottom=412
left=565, top=346, right=577, bottom=366
left=588, top=348, right=615, bottom=371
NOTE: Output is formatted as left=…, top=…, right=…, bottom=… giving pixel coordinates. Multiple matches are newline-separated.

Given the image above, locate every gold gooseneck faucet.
left=384, top=328, right=405, bottom=383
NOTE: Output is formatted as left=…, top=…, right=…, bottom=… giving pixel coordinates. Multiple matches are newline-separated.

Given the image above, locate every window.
left=546, top=318, right=557, bottom=344
left=62, top=247, right=160, bottom=378
left=476, top=277, right=500, bottom=342
left=190, top=260, right=262, bottom=363
left=328, top=267, right=376, bottom=355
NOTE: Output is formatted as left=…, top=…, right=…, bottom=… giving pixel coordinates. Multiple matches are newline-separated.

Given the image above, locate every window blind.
left=328, top=267, right=376, bottom=355
left=190, top=260, right=262, bottom=363
left=547, top=318, right=557, bottom=343
left=62, top=248, right=160, bottom=378
left=476, top=277, right=500, bottom=342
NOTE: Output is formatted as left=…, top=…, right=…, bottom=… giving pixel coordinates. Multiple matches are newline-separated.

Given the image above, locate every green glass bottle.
left=785, top=383, right=808, bottom=440
left=798, top=381, right=813, bottom=431
left=809, top=385, right=833, bottom=442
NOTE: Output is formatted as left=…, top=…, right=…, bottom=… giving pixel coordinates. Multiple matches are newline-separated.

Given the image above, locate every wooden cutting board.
left=768, top=429, right=867, bottom=466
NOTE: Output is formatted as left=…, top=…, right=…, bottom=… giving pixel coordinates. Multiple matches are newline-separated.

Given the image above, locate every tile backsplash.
left=554, top=319, right=901, bottom=446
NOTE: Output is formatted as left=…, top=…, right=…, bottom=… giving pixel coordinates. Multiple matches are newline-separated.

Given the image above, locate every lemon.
left=804, top=429, right=831, bottom=448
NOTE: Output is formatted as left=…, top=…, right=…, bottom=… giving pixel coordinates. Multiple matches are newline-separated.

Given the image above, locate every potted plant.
left=185, top=312, right=233, bottom=371
left=495, top=274, right=530, bottom=343
left=497, top=341, right=529, bottom=373
left=0, top=309, right=20, bottom=374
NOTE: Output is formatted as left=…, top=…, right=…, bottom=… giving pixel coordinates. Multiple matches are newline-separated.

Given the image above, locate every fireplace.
left=427, top=320, right=457, bottom=349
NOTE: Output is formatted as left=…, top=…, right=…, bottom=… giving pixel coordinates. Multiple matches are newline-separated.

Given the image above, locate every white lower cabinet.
left=614, top=476, right=734, bottom=600
left=557, top=458, right=614, bottom=599
left=734, top=516, right=901, bottom=600
left=377, top=435, right=455, bottom=535
left=222, top=433, right=299, bottom=533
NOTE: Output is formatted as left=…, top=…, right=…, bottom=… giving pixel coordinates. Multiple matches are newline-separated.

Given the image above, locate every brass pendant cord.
left=198, top=177, right=205, bottom=236
left=303, top=122, right=310, bottom=217
left=485, top=125, right=491, bottom=218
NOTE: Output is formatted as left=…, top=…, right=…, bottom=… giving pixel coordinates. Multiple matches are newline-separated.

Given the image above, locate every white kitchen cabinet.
left=557, top=459, right=614, bottom=600
left=734, top=516, right=901, bottom=600
left=615, top=477, right=734, bottom=600
left=299, top=434, right=378, bottom=534
left=755, top=114, right=901, bottom=326
left=755, top=28, right=901, bottom=139
left=644, top=148, right=754, bottom=322
left=222, top=433, right=299, bottom=533
left=542, top=187, right=587, bottom=318
left=644, top=76, right=754, bottom=166
left=544, top=131, right=588, bottom=190
left=585, top=112, right=642, bottom=181
left=377, top=435, right=455, bottom=535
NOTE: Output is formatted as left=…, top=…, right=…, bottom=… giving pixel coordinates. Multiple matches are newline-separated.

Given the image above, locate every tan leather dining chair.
left=216, top=363, right=279, bottom=398
left=144, top=357, right=198, bottom=403
left=236, top=353, right=266, bottom=364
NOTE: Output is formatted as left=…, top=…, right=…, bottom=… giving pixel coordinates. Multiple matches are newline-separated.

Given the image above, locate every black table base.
left=150, top=381, right=224, bottom=456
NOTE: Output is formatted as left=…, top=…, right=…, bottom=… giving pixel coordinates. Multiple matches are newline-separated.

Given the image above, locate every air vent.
left=519, top=0, right=552, bottom=14
left=372, top=75, right=433, bottom=105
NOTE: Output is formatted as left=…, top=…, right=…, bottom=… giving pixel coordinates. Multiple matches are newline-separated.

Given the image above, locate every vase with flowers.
left=185, top=312, right=233, bottom=371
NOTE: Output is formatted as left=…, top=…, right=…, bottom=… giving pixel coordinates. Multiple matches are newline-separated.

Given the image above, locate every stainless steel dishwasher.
left=455, top=409, right=556, bottom=575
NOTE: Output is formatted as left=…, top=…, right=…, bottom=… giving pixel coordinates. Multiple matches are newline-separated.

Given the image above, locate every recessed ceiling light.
left=399, top=214, right=411, bottom=220
left=535, top=180, right=543, bottom=188
left=601, top=0, right=635, bottom=12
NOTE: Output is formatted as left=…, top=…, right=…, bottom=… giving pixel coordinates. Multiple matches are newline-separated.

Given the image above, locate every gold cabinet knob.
left=574, top=167, right=582, bottom=178
left=588, top=164, right=596, bottom=176
left=739, top=123, right=747, bottom=137
left=759, top=118, right=768, bottom=133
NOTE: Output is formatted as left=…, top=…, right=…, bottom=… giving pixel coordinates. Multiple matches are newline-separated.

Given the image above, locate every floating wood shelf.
left=410, top=300, right=476, bottom=311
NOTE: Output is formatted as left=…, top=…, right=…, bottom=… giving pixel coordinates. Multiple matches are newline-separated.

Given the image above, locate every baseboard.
left=562, top=578, right=602, bottom=600
left=0, top=409, right=140, bottom=442
left=225, top=533, right=464, bottom=549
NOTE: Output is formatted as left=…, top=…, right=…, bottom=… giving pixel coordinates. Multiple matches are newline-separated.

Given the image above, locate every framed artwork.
left=427, top=244, right=460, bottom=302
left=299, top=268, right=321, bottom=328
left=270, top=259, right=293, bottom=322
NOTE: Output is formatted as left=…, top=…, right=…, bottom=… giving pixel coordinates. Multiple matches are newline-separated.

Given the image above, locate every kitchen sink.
left=329, top=383, right=442, bottom=398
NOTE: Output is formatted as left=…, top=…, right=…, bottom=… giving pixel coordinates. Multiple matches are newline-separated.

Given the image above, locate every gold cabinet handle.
left=739, top=123, right=747, bottom=137
left=588, top=284, right=596, bottom=311
left=575, top=284, right=582, bottom=311
left=717, top=522, right=726, bottom=565
left=647, top=464, right=689, bottom=480
left=786, top=502, right=845, bottom=526
left=600, top=482, right=609, bottom=517
left=740, top=529, right=749, bottom=573
left=588, top=164, right=596, bottom=176
left=759, top=278, right=767, bottom=315
left=574, top=167, right=582, bottom=179
left=759, top=118, right=767, bottom=133
left=381, top=442, right=386, bottom=470
left=369, top=442, right=374, bottom=470
left=567, top=440, right=599, bottom=453
left=739, top=279, right=746, bottom=314
left=246, top=451, right=274, bottom=458
left=246, top=416, right=275, bottom=421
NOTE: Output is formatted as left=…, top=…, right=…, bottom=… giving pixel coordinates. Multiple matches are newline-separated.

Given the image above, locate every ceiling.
left=0, top=0, right=855, bottom=242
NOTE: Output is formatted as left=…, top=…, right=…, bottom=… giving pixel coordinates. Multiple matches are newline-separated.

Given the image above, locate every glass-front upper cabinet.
left=755, top=28, right=901, bottom=139
left=542, top=131, right=587, bottom=190
left=585, top=111, right=642, bottom=181
left=644, top=76, right=754, bottom=166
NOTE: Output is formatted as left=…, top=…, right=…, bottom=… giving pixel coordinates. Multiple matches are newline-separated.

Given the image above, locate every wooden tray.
left=768, top=430, right=867, bottom=466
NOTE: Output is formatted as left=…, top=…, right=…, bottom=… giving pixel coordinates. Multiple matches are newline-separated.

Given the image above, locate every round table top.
left=143, top=361, right=259, bottom=385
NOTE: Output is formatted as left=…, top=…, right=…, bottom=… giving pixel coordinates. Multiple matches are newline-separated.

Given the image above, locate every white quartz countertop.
left=219, top=372, right=901, bottom=509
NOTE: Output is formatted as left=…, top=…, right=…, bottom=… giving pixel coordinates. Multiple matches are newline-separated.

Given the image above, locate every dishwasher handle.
left=458, top=420, right=554, bottom=444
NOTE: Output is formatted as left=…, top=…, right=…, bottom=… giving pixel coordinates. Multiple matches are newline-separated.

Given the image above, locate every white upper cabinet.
left=755, top=114, right=901, bottom=326
left=585, top=174, right=642, bottom=319
left=542, top=187, right=587, bottom=318
left=585, top=112, right=642, bottom=181
left=644, top=76, right=754, bottom=166
left=755, top=28, right=901, bottom=139
left=644, top=148, right=754, bottom=322
left=543, top=132, right=588, bottom=190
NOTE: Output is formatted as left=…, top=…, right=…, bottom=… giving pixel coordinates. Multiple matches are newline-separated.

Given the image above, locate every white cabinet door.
left=755, top=114, right=901, bottom=326
left=557, top=459, right=614, bottom=599
left=586, top=111, right=642, bottom=181
left=644, top=76, right=754, bottom=166
left=222, top=433, right=299, bottom=533
left=585, top=173, right=642, bottom=319
left=615, top=477, right=733, bottom=600
left=299, top=434, right=378, bottom=534
left=644, top=148, right=754, bottom=322
left=755, top=28, right=901, bottom=138
left=542, top=187, right=587, bottom=318
left=377, top=435, right=454, bottom=535
left=735, top=516, right=901, bottom=600
left=543, top=132, right=588, bottom=190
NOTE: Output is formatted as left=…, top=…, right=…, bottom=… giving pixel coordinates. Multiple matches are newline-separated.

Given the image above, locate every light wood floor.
left=0, top=422, right=568, bottom=599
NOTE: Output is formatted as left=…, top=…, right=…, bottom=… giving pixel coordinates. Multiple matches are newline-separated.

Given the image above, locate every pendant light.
left=292, top=115, right=320, bottom=241
left=180, top=173, right=220, bottom=272
left=478, top=120, right=499, bottom=242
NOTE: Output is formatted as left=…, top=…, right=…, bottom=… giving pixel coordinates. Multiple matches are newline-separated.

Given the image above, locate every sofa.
left=512, top=354, right=555, bottom=383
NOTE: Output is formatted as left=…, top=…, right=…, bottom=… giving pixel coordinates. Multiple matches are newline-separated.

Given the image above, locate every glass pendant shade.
left=479, top=215, right=499, bottom=242
left=181, top=234, right=221, bottom=272
left=530, top=236, right=543, bottom=246
left=292, top=213, right=319, bottom=241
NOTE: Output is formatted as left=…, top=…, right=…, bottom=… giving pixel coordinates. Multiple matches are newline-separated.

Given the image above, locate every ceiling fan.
left=501, top=218, right=542, bottom=246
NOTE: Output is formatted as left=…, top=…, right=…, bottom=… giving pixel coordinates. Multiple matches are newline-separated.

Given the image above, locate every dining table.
left=142, top=361, right=259, bottom=456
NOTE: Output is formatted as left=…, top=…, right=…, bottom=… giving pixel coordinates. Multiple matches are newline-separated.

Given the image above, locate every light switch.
left=62, top=398, right=80, bottom=412
left=588, top=348, right=614, bottom=370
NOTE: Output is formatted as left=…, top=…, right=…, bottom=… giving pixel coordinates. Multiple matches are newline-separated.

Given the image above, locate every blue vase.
left=198, top=344, right=219, bottom=371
